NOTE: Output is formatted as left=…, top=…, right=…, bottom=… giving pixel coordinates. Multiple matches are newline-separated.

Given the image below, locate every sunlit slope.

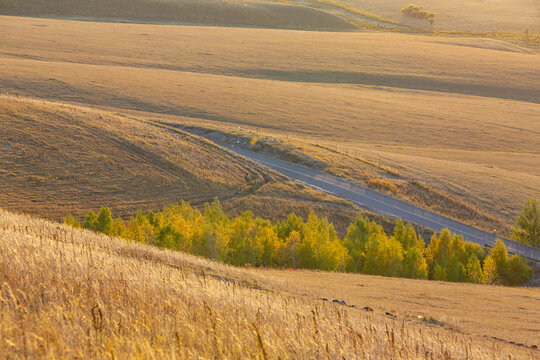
left=0, top=97, right=355, bottom=222
left=305, top=0, right=540, bottom=32
left=0, top=208, right=536, bottom=358
left=0, top=0, right=356, bottom=30
left=0, top=97, right=262, bottom=217
left=1, top=17, right=537, bottom=102
left=0, top=16, right=538, bottom=225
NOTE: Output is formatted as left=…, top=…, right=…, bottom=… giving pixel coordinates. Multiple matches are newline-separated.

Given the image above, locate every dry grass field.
left=302, top=0, right=540, bottom=32
left=0, top=15, right=538, bottom=233
left=0, top=96, right=363, bottom=230
left=0, top=0, right=356, bottom=30
left=1, top=208, right=538, bottom=358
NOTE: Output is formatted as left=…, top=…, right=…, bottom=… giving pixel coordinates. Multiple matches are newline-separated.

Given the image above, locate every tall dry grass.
left=0, top=208, right=536, bottom=359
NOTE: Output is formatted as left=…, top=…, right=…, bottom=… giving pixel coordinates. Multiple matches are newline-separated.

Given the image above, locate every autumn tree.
left=482, top=255, right=497, bottom=284
left=466, top=254, right=484, bottom=283
left=65, top=200, right=534, bottom=286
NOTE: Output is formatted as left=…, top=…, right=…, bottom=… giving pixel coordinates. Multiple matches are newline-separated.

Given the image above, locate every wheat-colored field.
left=308, top=0, right=540, bottom=32
left=1, top=16, right=538, bottom=231
left=0, top=0, right=356, bottom=30
left=0, top=96, right=363, bottom=230
left=0, top=208, right=538, bottom=358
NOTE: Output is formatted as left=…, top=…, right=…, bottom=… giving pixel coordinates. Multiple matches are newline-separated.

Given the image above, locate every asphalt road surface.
left=226, top=146, right=540, bottom=261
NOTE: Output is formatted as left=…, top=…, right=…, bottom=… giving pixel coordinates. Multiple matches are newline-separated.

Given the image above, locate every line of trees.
left=64, top=199, right=532, bottom=286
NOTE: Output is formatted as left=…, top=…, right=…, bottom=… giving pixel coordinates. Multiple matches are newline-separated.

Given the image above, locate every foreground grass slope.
left=0, top=96, right=358, bottom=228
left=0, top=209, right=537, bottom=358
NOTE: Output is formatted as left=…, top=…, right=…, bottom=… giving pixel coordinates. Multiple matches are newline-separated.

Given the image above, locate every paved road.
left=225, top=146, right=540, bottom=261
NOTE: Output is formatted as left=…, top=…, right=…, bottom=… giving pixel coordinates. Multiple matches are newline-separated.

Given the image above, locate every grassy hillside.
left=0, top=96, right=363, bottom=231
left=0, top=208, right=537, bottom=358
left=0, top=0, right=356, bottom=30
left=1, top=16, right=538, bottom=233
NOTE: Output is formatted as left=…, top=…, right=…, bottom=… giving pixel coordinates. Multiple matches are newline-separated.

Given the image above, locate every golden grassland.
left=174, top=122, right=514, bottom=236
left=0, top=208, right=538, bottom=359
left=0, top=16, right=538, bottom=231
left=0, top=96, right=364, bottom=232
left=0, top=0, right=356, bottom=30
left=293, top=0, right=540, bottom=32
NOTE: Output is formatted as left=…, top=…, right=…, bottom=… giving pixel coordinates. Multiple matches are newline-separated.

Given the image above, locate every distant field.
left=288, top=0, right=540, bottom=32
left=1, top=209, right=538, bottom=358
left=0, top=0, right=356, bottom=30
left=0, top=16, right=538, bottom=233
left=0, top=96, right=362, bottom=230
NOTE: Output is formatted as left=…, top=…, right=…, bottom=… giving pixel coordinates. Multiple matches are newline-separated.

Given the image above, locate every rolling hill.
left=0, top=96, right=362, bottom=230
left=0, top=15, right=538, bottom=235
left=0, top=0, right=356, bottom=30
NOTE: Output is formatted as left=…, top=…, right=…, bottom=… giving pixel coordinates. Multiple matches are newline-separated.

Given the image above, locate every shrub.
left=367, top=178, right=400, bottom=194
left=401, top=4, right=435, bottom=25
left=63, top=214, right=80, bottom=228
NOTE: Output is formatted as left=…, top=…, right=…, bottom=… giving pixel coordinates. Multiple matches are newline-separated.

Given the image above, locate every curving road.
left=225, top=146, right=540, bottom=261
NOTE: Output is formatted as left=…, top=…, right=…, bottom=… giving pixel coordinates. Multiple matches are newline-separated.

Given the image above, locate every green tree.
left=83, top=210, right=97, bottom=230
left=394, top=220, right=417, bottom=250
left=156, top=223, right=187, bottom=250
left=512, top=198, right=540, bottom=245
left=432, top=263, right=446, bottom=281
left=95, top=206, right=113, bottom=235
left=505, top=255, right=532, bottom=286
left=200, top=199, right=230, bottom=260
left=343, top=216, right=371, bottom=272
left=274, top=213, right=304, bottom=240
left=228, top=211, right=260, bottom=266
left=446, top=254, right=467, bottom=282
left=402, top=240, right=427, bottom=279
left=362, top=228, right=403, bottom=277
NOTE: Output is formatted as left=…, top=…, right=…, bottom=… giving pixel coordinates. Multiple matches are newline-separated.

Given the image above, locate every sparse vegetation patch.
left=401, top=4, right=436, bottom=25
left=368, top=178, right=401, bottom=194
